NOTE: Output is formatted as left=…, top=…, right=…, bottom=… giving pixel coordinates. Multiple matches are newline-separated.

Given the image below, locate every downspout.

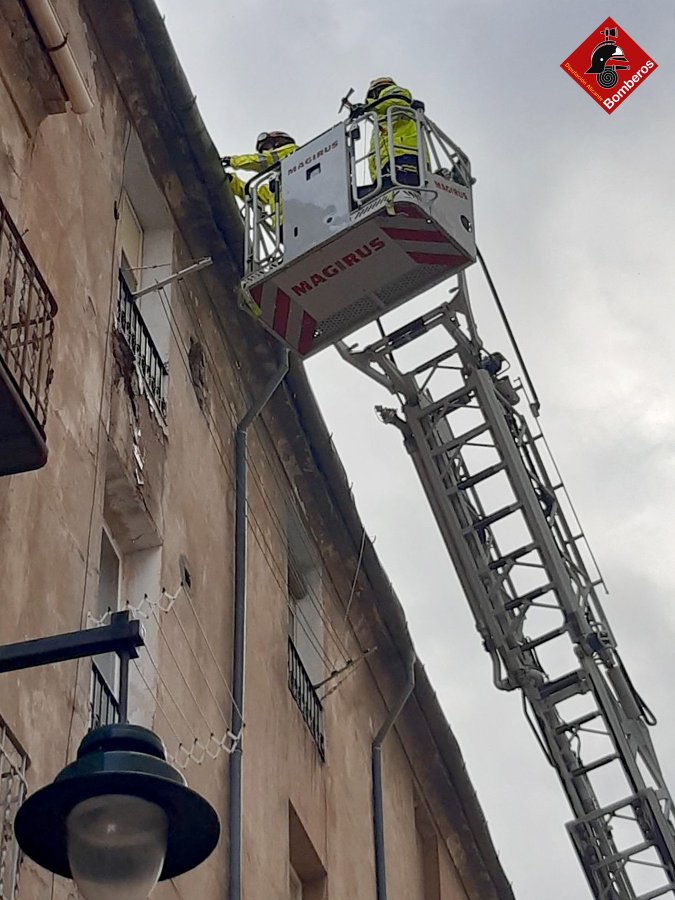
left=229, top=348, right=289, bottom=900
left=23, top=0, right=93, bottom=113
left=372, top=652, right=416, bottom=900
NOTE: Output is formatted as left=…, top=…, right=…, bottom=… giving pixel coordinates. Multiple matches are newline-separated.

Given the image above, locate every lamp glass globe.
left=66, top=793, right=168, bottom=900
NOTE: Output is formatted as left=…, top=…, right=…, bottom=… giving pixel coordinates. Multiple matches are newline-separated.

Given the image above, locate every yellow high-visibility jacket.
left=368, top=84, right=418, bottom=178
left=229, top=143, right=298, bottom=174
left=228, top=142, right=298, bottom=222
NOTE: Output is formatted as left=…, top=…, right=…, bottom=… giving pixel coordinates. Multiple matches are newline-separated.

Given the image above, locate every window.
left=289, top=803, right=326, bottom=900
left=115, top=133, right=175, bottom=418
left=101, top=448, right=163, bottom=729
left=287, top=515, right=324, bottom=685
left=287, top=513, right=325, bottom=759
left=119, top=193, right=144, bottom=292
left=116, top=192, right=168, bottom=418
left=90, top=529, right=122, bottom=729
left=0, top=717, right=28, bottom=900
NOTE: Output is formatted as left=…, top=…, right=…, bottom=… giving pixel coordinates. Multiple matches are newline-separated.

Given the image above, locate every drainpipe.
left=229, top=349, right=289, bottom=900
left=372, top=652, right=416, bottom=900
left=23, top=0, right=93, bottom=113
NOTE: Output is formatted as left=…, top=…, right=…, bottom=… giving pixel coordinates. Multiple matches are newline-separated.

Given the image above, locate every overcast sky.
left=155, top=2, right=675, bottom=897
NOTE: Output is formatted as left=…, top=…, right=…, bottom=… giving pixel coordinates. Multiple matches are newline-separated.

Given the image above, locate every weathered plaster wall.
left=0, top=3, right=129, bottom=897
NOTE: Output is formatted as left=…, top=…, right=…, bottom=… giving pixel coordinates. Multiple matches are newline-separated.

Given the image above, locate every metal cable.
left=476, top=247, right=541, bottom=417
left=150, top=607, right=232, bottom=736
left=156, top=282, right=354, bottom=666
left=132, top=655, right=239, bottom=770
left=342, top=526, right=367, bottom=636
left=164, top=279, right=355, bottom=660
left=155, top=283, right=340, bottom=671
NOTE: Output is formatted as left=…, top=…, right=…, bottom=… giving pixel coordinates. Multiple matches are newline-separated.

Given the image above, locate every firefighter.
left=222, top=131, right=297, bottom=177
left=363, top=77, right=421, bottom=187
left=222, top=131, right=298, bottom=217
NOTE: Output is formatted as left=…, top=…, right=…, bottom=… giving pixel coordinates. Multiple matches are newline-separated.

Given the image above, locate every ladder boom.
left=339, top=289, right=675, bottom=899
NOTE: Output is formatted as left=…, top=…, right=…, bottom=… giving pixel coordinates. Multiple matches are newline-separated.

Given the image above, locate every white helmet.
left=256, top=131, right=295, bottom=152
left=366, top=76, right=395, bottom=101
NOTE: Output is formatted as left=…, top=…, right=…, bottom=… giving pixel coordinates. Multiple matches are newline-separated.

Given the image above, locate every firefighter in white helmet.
left=363, top=77, right=421, bottom=187
left=222, top=131, right=298, bottom=213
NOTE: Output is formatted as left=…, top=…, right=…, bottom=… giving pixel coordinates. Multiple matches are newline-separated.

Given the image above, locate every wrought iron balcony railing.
left=0, top=716, right=28, bottom=900
left=116, top=274, right=168, bottom=418
left=288, top=638, right=325, bottom=760
left=0, top=196, right=57, bottom=475
left=89, top=662, right=120, bottom=730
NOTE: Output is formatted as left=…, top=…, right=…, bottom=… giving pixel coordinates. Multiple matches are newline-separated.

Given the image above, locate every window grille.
left=288, top=638, right=325, bottom=760
left=90, top=662, right=120, bottom=730
left=116, top=274, right=168, bottom=417
left=0, top=719, right=28, bottom=900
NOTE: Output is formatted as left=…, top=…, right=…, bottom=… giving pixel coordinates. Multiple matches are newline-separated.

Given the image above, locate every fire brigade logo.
left=561, top=18, right=657, bottom=114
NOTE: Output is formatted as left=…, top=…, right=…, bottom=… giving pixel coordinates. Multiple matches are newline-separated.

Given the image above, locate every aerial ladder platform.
left=239, top=99, right=675, bottom=899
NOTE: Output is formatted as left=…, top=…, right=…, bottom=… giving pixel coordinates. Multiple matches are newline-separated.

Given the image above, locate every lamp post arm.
left=0, top=611, right=143, bottom=674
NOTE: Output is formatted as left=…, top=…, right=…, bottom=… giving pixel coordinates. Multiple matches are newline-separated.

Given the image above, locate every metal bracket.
left=131, top=257, right=213, bottom=300
left=0, top=611, right=143, bottom=673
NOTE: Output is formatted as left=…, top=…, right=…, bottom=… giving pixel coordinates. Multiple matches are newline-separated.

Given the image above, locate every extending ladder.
left=339, top=274, right=675, bottom=899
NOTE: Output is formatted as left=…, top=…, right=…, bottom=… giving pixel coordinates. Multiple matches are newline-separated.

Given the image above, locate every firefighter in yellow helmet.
left=222, top=131, right=298, bottom=214
left=364, top=77, right=421, bottom=187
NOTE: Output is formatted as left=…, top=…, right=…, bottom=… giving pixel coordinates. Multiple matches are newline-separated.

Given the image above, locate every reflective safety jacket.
left=228, top=142, right=298, bottom=221
left=229, top=143, right=298, bottom=176
left=368, top=84, right=419, bottom=179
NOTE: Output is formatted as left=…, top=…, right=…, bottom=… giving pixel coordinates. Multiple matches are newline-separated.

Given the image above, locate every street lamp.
left=0, top=611, right=220, bottom=898
left=15, top=724, right=220, bottom=899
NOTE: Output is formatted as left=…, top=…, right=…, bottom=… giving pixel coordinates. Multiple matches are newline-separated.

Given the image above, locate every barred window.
left=89, top=527, right=123, bottom=730
left=0, top=719, right=28, bottom=900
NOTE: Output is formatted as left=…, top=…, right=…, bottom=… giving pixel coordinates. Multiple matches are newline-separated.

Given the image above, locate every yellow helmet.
left=366, top=76, right=395, bottom=101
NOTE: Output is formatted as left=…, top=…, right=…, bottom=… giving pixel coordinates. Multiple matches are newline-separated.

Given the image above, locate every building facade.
left=0, top=1, right=514, bottom=898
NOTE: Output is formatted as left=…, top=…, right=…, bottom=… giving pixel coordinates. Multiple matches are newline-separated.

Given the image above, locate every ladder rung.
left=539, top=670, right=585, bottom=701
left=521, top=625, right=568, bottom=651
left=463, top=502, right=522, bottom=534
left=421, top=384, right=474, bottom=421
left=637, top=883, right=675, bottom=900
left=456, top=462, right=506, bottom=492
left=590, top=838, right=655, bottom=870
left=571, top=753, right=619, bottom=777
left=410, top=346, right=459, bottom=377
left=555, top=710, right=601, bottom=735
left=488, top=542, right=539, bottom=570
left=430, top=421, right=489, bottom=457
left=504, top=583, right=554, bottom=611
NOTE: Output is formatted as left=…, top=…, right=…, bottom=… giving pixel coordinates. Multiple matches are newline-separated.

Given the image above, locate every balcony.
left=0, top=198, right=57, bottom=476
left=116, top=275, right=168, bottom=418
left=288, top=638, right=325, bottom=760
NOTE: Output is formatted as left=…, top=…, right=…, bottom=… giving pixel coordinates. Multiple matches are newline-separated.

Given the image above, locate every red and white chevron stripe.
left=248, top=283, right=317, bottom=355
left=381, top=221, right=468, bottom=269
